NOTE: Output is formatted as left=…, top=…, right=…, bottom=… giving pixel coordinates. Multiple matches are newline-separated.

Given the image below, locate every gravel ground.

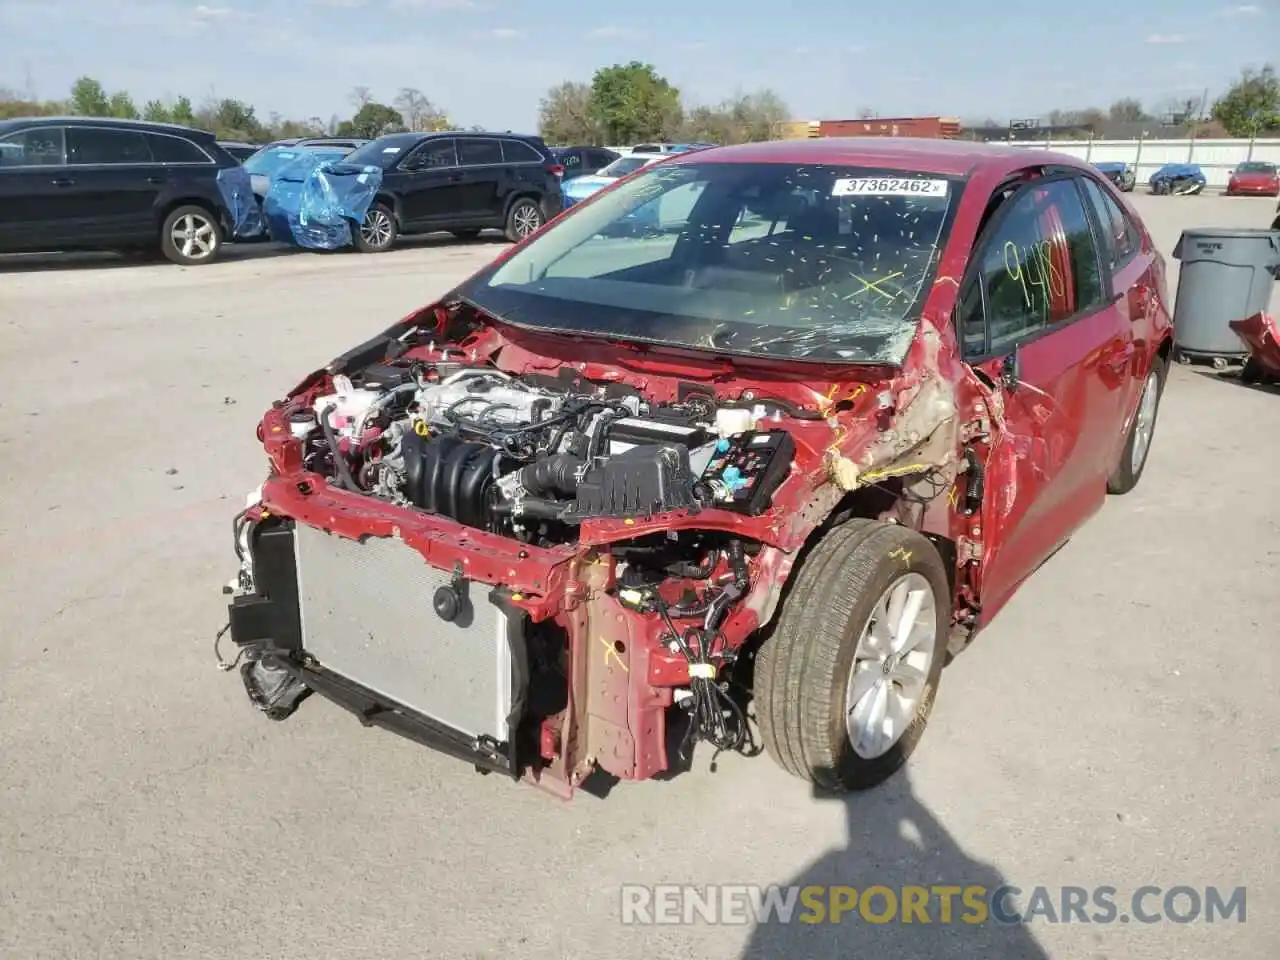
left=1, top=196, right=1277, bottom=960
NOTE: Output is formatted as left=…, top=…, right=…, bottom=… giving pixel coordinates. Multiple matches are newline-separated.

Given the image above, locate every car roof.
left=665, top=137, right=1091, bottom=178
left=0, top=115, right=215, bottom=139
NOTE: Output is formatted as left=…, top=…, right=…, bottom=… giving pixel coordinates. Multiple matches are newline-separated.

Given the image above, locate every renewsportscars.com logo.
left=620, top=884, right=1247, bottom=926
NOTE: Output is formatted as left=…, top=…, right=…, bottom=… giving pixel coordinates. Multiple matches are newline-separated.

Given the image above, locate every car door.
left=958, top=174, right=1132, bottom=622
left=1078, top=174, right=1156, bottom=467
left=454, top=137, right=505, bottom=222
left=0, top=125, right=72, bottom=250
left=64, top=125, right=165, bottom=241
left=393, top=137, right=461, bottom=229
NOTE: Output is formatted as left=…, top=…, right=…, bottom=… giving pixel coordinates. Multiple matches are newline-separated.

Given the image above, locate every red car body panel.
left=1230, top=312, right=1280, bottom=378
left=234, top=137, right=1174, bottom=797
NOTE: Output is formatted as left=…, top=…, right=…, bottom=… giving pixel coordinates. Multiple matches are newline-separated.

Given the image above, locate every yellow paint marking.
left=888, top=547, right=913, bottom=563
left=599, top=635, right=629, bottom=672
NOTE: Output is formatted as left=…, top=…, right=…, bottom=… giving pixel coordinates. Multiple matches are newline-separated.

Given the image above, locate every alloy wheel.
left=360, top=209, right=393, bottom=248
left=844, top=571, right=938, bottom=760
left=170, top=213, right=216, bottom=261
left=513, top=204, right=542, bottom=239
left=1130, top=369, right=1160, bottom=475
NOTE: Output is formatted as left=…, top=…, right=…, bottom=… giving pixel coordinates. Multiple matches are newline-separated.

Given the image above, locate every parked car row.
left=0, top=117, right=568, bottom=264
left=1091, top=159, right=1278, bottom=198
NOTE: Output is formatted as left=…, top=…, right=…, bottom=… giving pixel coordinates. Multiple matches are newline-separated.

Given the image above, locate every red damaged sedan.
left=1226, top=161, right=1279, bottom=197
left=222, top=138, right=1173, bottom=798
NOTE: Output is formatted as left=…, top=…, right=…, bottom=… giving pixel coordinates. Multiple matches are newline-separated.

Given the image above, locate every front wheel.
left=754, top=520, right=949, bottom=792
left=505, top=198, right=544, bottom=243
left=1108, top=356, right=1165, bottom=495
left=161, top=205, right=222, bottom=265
left=353, top=203, right=397, bottom=253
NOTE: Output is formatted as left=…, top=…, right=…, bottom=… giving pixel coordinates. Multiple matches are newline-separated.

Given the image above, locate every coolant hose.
left=320, top=404, right=359, bottom=491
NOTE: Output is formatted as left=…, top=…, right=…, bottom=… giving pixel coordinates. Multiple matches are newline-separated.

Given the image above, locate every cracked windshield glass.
left=462, top=161, right=958, bottom=362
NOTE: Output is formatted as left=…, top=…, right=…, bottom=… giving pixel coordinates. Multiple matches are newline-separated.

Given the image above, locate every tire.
left=1241, top=357, right=1264, bottom=385
left=505, top=197, right=544, bottom=243
left=160, top=205, right=222, bottom=265
left=1107, top=355, right=1166, bottom=495
left=450, top=228, right=481, bottom=241
left=754, top=520, right=949, bottom=792
left=352, top=203, right=397, bottom=253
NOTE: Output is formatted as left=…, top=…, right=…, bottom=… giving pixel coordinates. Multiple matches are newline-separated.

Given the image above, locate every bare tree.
left=856, top=106, right=876, bottom=120
left=538, top=81, right=600, bottom=145
left=350, top=86, right=373, bottom=110
left=394, top=87, right=450, bottom=132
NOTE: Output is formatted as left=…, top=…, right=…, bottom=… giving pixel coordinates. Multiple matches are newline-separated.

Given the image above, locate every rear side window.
left=558, top=151, right=583, bottom=171
left=147, top=133, right=211, bottom=164
left=67, top=127, right=151, bottom=164
left=501, top=139, right=544, bottom=163
left=0, top=127, right=66, bottom=166
left=1081, top=177, right=1139, bottom=267
left=589, top=150, right=617, bottom=169
left=961, top=178, right=1106, bottom=354
left=458, top=138, right=502, bottom=166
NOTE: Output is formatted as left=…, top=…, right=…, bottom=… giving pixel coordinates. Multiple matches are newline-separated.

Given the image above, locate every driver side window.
left=959, top=178, right=1104, bottom=357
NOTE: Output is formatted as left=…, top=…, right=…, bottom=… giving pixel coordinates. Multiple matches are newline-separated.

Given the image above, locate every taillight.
left=547, top=163, right=565, bottom=178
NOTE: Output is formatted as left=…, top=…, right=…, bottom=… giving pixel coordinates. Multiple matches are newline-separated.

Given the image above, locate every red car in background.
left=220, top=138, right=1173, bottom=799
left=1226, top=161, right=1279, bottom=197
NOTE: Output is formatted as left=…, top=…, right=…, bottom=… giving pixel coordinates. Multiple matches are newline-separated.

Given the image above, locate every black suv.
left=0, top=117, right=244, bottom=265
left=338, top=131, right=564, bottom=252
left=550, top=145, right=620, bottom=180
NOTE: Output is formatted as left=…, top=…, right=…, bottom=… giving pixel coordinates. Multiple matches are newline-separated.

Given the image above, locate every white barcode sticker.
left=832, top=177, right=949, bottom=197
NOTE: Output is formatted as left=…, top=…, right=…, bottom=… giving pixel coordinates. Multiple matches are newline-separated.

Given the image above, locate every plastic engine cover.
left=568, top=444, right=698, bottom=520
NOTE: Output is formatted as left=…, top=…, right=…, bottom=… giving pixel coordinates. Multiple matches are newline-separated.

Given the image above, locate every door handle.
left=50, top=177, right=75, bottom=187
left=146, top=175, right=165, bottom=184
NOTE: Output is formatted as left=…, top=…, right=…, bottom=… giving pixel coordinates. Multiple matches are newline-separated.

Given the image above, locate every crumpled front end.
left=216, top=295, right=976, bottom=797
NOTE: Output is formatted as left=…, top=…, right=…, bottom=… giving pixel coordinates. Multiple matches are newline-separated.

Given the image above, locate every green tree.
left=108, top=91, right=139, bottom=119
left=588, top=62, right=682, bottom=143
left=69, top=76, right=110, bottom=116
left=170, top=96, right=196, bottom=127
left=337, top=102, right=405, bottom=139
left=1211, top=64, right=1280, bottom=137
left=142, top=99, right=171, bottom=122
left=206, top=98, right=263, bottom=140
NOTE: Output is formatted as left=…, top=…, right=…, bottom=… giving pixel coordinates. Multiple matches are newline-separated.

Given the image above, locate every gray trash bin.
left=1172, top=227, right=1280, bottom=366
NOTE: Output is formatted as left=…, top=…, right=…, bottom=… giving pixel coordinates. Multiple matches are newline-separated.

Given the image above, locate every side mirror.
left=1000, top=348, right=1021, bottom=390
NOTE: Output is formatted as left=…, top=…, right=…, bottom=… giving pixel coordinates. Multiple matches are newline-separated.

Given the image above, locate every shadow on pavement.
left=740, top=771, right=1050, bottom=960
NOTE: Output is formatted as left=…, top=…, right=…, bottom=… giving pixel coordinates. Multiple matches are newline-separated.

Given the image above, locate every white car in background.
left=560, top=151, right=667, bottom=210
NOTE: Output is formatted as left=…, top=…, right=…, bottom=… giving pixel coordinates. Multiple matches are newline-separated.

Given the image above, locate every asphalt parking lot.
left=2, top=196, right=1278, bottom=960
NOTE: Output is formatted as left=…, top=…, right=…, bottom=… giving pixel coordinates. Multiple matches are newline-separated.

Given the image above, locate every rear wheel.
left=505, top=198, right=544, bottom=242
left=353, top=203, right=397, bottom=253
left=754, top=520, right=949, bottom=792
left=160, top=205, right=222, bottom=265
left=1108, top=356, right=1165, bottom=495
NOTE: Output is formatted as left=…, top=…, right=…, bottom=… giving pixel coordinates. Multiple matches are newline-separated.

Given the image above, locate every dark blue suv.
left=0, top=116, right=253, bottom=265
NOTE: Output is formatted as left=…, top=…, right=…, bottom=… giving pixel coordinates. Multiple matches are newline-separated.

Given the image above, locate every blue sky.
left=0, top=0, right=1274, bottom=129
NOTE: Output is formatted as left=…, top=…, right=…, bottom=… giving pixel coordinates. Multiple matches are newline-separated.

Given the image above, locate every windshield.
left=455, top=161, right=961, bottom=363
left=600, top=155, right=656, bottom=178
left=1237, top=162, right=1276, bottom=174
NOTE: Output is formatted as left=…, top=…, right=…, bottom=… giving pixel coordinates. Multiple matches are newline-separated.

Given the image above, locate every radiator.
left=292, top=524, right=513, bottom=743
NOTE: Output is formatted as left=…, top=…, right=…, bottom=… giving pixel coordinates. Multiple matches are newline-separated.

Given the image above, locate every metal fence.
left=1002, top=137, right=1280, bottom=189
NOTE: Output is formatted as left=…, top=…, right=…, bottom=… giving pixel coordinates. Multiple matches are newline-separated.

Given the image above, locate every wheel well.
left=504, top=191, right=541, bottom=217
left=372, top=193, right=400, bottom=225
left=738, top=486, right=961, bottom=670
left=1157, top=336, right=1173, bottom=366
left=159, top=198, right=220, bottom=232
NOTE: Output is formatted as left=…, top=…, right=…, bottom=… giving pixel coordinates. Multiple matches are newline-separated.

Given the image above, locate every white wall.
left=1003, top=137, right=1280, bottom=188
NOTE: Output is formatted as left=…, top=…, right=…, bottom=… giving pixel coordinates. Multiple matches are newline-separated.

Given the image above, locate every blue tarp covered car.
left=215, top=165, right=265, bottom=240
left=1149, top=163, right=1206, bottom=195
left=261, top=153, right=383, bottom=250
left=1093, top=161, right=1135, bottom=192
